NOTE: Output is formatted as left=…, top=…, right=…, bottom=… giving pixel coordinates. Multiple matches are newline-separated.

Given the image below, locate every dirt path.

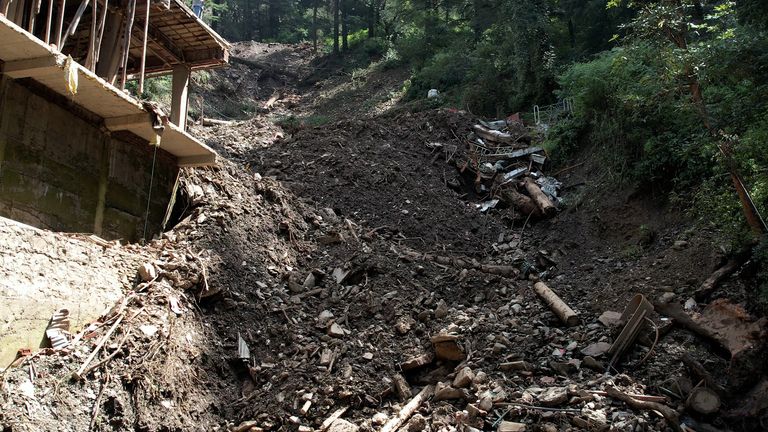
left=1, top=43, right=765, bottom=432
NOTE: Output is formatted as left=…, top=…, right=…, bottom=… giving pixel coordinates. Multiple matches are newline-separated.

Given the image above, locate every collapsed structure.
left=0, top=0, right=229, bottom=241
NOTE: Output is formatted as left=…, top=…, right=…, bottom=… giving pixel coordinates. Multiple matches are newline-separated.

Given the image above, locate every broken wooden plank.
left=380, top=385, right=434, bottom=432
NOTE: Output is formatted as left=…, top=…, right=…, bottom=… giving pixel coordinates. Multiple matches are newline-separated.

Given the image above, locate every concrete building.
left=0, top=0, right=229, bottom=241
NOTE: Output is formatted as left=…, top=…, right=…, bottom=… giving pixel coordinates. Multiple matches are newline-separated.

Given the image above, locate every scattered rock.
left=431, top=333, right=465, bottom=361
left=434, top=382, right=466, bottom=401
left=327, top=419, right=359, bottom=432
left=582, top=356, right=605, bottom=371
left=673, top=240, right=689, bottom=250
left=435, top=300, right=449, bottom=319
left=497, top=421, right=526, bottom=432
left=537, top=387, right=568, bottom=407
left=327, top=322, right=345, bottom=338
left=597, top=311, right=622, bottom=327
left=453, top=367, right=474, bottom=388
left=400, top=352, right=434, bottom=371
left=580, top=342, right=611, bottom=357
left=138, top=263, right=157, bottom=281
left=406, top=414, right=428, bottom=432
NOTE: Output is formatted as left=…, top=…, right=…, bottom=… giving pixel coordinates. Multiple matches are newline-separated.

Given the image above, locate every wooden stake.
left=380, top=385, right=434, bottom=432
left=119, top=0, right=136, bottom=90
left=86, top=0, right=97, bottom=70
left=138, top=0, right=149, bottom=94
left=92, top=0, right=108, bottom=67
left=54, top=0, right=65, bottom=47
left=43, top=0, right=53, bottom=43
left=60, top=0, right=89, bottom=47
left=533, top=281, right=579, bottom=326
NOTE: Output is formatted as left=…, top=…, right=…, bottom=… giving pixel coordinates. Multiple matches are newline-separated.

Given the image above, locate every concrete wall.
left=0, top=217, right=147, bottom=366
left=0, top=76, right=178, bottom=242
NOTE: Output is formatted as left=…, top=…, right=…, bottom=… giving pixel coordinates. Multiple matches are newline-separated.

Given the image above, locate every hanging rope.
left=142, top=143, right=159, bottom=243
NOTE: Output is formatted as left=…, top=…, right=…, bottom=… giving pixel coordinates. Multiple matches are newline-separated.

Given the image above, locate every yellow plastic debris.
left=64, top=56, right=78, bottom=95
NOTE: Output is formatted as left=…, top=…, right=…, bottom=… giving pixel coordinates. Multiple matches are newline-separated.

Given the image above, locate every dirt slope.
left=1, top=42, right=766, bottom=432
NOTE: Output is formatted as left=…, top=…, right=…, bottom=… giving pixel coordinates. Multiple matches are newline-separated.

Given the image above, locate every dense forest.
left=199, top=0, right=768, bottom=297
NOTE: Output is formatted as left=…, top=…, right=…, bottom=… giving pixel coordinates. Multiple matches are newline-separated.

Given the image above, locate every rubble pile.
left=448, top=115, right=560, bottom=222
left=1, top=42, right=766, bottom=431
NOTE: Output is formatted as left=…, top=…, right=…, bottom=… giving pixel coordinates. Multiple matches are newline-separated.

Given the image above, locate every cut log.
left=499, top=188, right=541, bottom=218
left=473, top=124, right=520, bottom=145
left=605, top=386, right=681, bottom=432
left=399, top=248, right=519, bottom=278
left=202, top=117, right=235, bottom=127
left=380, top=385, right=434, bottom=432
left=686, top=387, right=721, bottom=414
left=522, top=178, right=556, bottom=216
left=533, top=282, right=579, bottom=327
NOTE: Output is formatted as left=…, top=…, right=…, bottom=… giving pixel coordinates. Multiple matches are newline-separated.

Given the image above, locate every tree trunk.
left=312, top=0, right=318, bottom=52
left=367, top=0, right=375, bottom=37
left=332, top=0, right=340, bottom=56
left=341, top=0, right=348, bottom=52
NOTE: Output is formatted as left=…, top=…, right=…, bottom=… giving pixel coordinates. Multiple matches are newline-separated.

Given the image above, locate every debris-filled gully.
left=1, top=43, right=766, bottom=432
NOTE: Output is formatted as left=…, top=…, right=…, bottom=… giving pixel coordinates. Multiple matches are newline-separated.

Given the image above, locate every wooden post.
left=92, top=0, right=108, bottom=66
left=96, top=8, right=122, bottom=82
left=43, top=0, right=53, bottom=43
left=170, top=64, right=190, bottom=131
left=60, top=0, right=90, bottom=48
left=54, top=0, right=65, bottom=47
left=119, top=0, right=137, bottom=90
left=86, top=0, right=97, bottom=69
left=138, top=0, right=149, bottom=94
left=28, top=0, right=42, bottom=32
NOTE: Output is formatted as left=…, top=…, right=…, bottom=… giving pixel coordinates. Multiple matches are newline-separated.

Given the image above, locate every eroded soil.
left=1, top=42, right=765, bottom=432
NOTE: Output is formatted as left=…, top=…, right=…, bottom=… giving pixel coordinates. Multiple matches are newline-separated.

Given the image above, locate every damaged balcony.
left=0, top=0, right=230, bottom=166
left=0, top=0, right=230, bottom=241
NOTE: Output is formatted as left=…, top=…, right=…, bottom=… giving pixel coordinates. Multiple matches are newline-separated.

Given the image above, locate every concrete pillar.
left=171, top=64, right=190, bottom=131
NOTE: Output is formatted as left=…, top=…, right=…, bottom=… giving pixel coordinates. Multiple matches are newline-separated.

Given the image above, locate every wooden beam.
left=104, top=113, right=150, bottom=130
left=138, top=0, right=149, bottom=93
left=177, top=153, right=216, bottom=167
left=43, top=0, right=53, bottom=43
left=119, top=0, right=136, bottom=89
left=1, top=55, right=62, bottom=78
left=170, top=63, right=189, bottom=131
left=54, top=0, right=65, bottom=47
left=95, top=8, right=122, bottom=82
left=133, top=16, right=184, bottom=61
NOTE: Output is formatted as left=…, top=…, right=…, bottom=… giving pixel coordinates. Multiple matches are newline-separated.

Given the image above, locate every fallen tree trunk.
left=533, top=282, right=579, bottom=326
left=523, top=178, right=556, bottom=216
left=653, top=300, right=730, bottom=356
left=380, top=385, right=434, bottom=432
left=498, top=188, right=541, bottom=218
left=694, top=245, right=753, bottom=301
left=399, top=248, right=519, bottom=278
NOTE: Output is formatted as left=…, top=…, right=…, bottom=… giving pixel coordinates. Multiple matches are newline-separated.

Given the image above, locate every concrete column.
left=170, top=64, right=190, bottom=131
